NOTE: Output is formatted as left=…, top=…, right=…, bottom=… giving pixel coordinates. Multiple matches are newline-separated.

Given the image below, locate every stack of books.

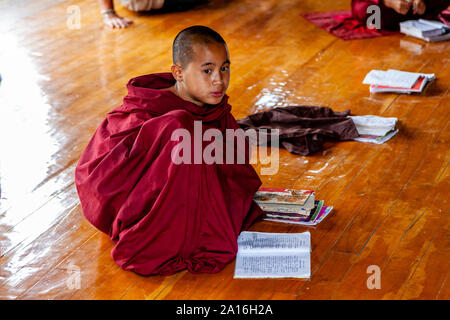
left=363, top=69, right=435, bottom=94
left=350, top=115, right=399, bottom=144
left=253, top=187, right=333, bottom=226
left=400, top=19, right=450, bottom=42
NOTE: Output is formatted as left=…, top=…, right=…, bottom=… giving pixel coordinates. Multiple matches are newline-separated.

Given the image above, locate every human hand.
left=382, top=0, right=412, bottom=15
left=412, top=0, right=426, bottom=15
left=103, top=12, right=133, bottom=28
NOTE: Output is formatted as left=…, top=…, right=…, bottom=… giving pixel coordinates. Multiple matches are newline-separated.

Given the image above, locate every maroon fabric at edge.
left=351, top=0, right=450, bottom=31
left=302, top=0, right=450, bottom=40
left=302, top=9, right=397, bottom=40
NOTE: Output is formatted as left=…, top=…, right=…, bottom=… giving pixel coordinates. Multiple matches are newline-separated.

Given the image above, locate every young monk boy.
left=75, top=26, right=264, bottom=276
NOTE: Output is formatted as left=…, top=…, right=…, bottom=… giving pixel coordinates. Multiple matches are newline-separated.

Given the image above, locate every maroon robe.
left=75, top=73, right=263, bottom=276
left=352, top=0, right=450, bottom=30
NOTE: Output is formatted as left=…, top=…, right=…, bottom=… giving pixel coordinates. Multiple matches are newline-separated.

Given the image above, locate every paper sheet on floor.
left=349, top=115, right=398, bottom=136
left=234, top=231, right=311, bottom=278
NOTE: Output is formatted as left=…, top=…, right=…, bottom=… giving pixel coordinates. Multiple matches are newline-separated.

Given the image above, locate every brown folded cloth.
left=236, top=106, right=359, bottom=156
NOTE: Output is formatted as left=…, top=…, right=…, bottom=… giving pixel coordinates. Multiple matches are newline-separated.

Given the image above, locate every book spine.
left=257, top=203, right=311, bottom=215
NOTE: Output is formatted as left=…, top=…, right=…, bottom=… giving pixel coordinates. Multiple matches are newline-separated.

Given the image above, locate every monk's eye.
left=221, top=66, right=230, bottom=72
left=203, top=69, right=212, bottom=74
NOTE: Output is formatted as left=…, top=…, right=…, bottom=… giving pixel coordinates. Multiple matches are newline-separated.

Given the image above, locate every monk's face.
left=179, top=42, right=230, bottom=107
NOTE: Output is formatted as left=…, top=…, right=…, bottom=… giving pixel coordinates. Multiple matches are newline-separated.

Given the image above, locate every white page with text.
left=234, top=231, right=311, bottom=279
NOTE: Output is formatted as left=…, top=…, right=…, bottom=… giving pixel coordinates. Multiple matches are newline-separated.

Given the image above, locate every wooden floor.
left=0, top=0, right=448, bottom=300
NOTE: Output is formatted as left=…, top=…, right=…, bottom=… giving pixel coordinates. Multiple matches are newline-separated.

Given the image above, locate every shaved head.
left=172, top=25, right=227, bottom=67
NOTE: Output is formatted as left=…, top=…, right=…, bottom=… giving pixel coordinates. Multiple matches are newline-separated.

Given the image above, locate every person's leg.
left=118, top=0, right=157, bottom=11
left=353, top=0, right=450, bottom=30
left=385, top=0, right=450, bottom=29
left=422, top=0, right=450, bottom=20
left=351, top=0, right=411, bottom=30
left=162, top=0, right=207, bottom=11
left=118, top=0, right=206, bottom=13
left=379, top=4, right=413, bottom=30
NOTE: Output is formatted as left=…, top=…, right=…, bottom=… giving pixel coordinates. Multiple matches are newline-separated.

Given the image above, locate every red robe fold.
left=75, top=73, right=263, bottom=276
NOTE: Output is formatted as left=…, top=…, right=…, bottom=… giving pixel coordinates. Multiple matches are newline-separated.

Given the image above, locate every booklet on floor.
left=363, top=69, right=435, bottom=94
left=234, top=231, right=311, bottom=279
left=400, top=19, right=450, bottom=42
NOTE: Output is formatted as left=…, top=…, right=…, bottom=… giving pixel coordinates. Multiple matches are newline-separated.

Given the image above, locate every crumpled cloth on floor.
left=236, top=106, right=360, bottom=156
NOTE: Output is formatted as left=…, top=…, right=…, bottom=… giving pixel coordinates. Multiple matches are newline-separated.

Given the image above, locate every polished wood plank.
left=330, top=98, right=449, bottom=299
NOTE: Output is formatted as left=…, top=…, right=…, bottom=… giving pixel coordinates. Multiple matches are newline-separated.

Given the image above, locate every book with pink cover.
left=363, top=69, right=435, bottom=94
left=370, top=76, right=429, bottom=93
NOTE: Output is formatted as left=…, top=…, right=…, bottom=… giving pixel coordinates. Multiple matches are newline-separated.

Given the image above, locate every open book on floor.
left=234, top=231, right=311, bottom=279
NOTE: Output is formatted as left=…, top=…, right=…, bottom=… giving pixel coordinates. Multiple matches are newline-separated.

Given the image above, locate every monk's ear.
left=171, top=64, right=184, bottom=82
